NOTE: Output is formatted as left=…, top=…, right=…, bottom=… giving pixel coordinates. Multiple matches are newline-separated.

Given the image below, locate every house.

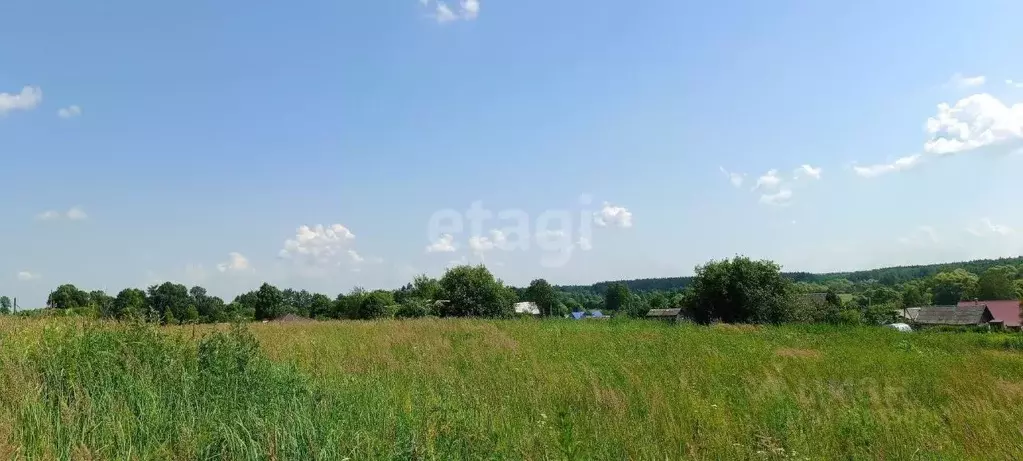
left=957, top=300, right=1021, bottom=330
left=569, top=310, right=609, bottom=320
left=589, top=310, right=607, bottom=319
left=913, top=305, right=994, bottom=327
left=513, top=301, right=541, bottom=316
left=646, top=308, right=683, bottom=322
left=894, top=307, right=928, bottom=322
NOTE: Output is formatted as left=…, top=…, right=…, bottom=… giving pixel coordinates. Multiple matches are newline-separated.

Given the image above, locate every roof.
left=589, top=310, right=605, bottom=318
left=894, top=307, right=922, bottom=321
left=957, top=300, right=1021, bottom=327
left=915, top=306, right=993, bottom=325
left=274, top=313, right=310, bottom=322
left=570, top=311, right=585, bottom=320
left=513, top=301, right=541, bottom=315
left=647, top=308, right=681, bottom=318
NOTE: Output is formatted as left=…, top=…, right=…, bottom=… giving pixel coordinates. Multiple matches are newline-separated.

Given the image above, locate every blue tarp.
left=570, top=311, right=585, bottom=320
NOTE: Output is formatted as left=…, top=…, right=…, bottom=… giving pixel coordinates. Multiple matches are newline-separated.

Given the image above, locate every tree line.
left=9, top=255, right=1023, bottom=326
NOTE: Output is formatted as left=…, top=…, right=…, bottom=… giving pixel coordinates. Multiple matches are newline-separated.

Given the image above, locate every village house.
left=957, top=300, right=1022, bottom=330
left=646, top=308, right=684, bottom=322
left=913, top=305, right=994, bottom=327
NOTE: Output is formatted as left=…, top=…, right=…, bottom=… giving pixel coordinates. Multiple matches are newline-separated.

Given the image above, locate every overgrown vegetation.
left=6, top=255, right=1022, bottom=327
left=1, top=318, right=1022, bottom=459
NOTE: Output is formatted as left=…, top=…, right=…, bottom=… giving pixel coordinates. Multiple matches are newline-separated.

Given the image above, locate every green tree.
left=353, top=290, right=394, bottom=320
left=900, top=281, right=930, bottom=308
left=309, top=293, right=333, bottom=318
left=603, top=283, right=631, bottom=314
left=977, top=265, right=1017, bottom=300
left=687, top=256, right=792, bottom=324
left=146, top=282, right=191, bottom=324
left=438, top=265, right=513, bottom=318
left=113, top=288, right=147, bottom=320
left=1015, top=279, right=1023, bottom=299
left=47, top=284, right=90, bottom=310
left=89, top=290, right=114, bottom=318
left=931, top=269, right=980, bottom=305
left=0, top=296, right=11, bottom=315
left=524, top=278, right=558, bottom=316
left=253, top=283, right=285, bottom=320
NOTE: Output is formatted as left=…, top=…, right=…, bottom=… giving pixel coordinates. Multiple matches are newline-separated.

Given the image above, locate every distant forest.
left=559, top=256, right=1023, bottom=294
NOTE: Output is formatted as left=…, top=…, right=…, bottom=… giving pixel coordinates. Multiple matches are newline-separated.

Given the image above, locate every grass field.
left=1, top=318, right=1023, bottom=460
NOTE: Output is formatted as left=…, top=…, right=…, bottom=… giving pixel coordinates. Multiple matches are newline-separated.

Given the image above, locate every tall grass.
left=1, top=318, right=1022, bottom=459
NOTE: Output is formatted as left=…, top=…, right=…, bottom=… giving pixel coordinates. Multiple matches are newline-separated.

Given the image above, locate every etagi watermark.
left=427, top=195, right=600, bottom=268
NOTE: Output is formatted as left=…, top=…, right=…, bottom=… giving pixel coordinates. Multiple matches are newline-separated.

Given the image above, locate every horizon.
left=3, top=0, right=1023, bottom=307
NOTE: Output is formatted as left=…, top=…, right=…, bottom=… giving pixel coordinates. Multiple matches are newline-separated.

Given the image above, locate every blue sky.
left=3, top=0, right=1023, bottom=306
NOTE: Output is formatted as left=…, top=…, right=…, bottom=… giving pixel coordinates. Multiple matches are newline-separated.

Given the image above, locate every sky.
left=2, top=0, right=1023, bottom=307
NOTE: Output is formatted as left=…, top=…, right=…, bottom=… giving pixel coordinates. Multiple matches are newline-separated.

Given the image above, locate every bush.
left=394, top=297, right=432, bottom=319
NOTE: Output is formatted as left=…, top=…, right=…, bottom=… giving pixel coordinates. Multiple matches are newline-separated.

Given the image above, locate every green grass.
left=1, top=318, right=1023, bottom=459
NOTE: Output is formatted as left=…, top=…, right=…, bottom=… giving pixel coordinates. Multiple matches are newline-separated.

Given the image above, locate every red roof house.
left=957, top=300, right=1022, bottom=328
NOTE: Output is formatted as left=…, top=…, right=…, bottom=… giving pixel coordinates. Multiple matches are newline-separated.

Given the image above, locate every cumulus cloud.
left=923, top=93, right=1023, bottom=156
left=793, top=164, right=822, bottom=180
left=758, top=189, right=792, bottom=206
left=217, top=252, right=251, bottom=273
left=426, top=233, right=457, bottom=253
left=753, top=169, right=782, bottom=190
left=36, top=207, right=88, bottom=221
left=16, top=271, right=39, bottom=281
left=468, top=229, right=506, bottom=257
left=947, top=73, right=986, bottom=89
left=347, top=249, right=365, bottom=263
left=967, top=218, right=1014, bottom=237
left=278, top=224, right=356, bottom=266
left=856, top=93, right=1023, bottom=177
left=594, top=202, right=633, bottom=228
left=57, top=105, right=82, bottom=119
left=719, top=166, right=745, bottom=188
left=422, top=0, right=479, bottom=23
left=0, top=86, right=42, bottom=115
left=852, top=154, right=924, bottom=178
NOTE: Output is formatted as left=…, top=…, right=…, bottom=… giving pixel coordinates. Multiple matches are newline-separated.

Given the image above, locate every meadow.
left=1, top=317, right=1022, bottom=460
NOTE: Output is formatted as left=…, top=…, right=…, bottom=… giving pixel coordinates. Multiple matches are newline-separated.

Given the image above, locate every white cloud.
left=855, top=93, right=1023, bottom=177
left=426, top=233, right=457, bottom=253
left=434, top=2, right=457, bottom=22
left=594, top=202, right=633, bottom=228
left=967, top=218, right=1014, bottom=237
left=1008, top=79, right=1023, bottom=89
left=217, top=252, right=251, bottom=273
left=36, top=207, right=88, bottom=221
left=577, top=236, right=593, bottom=251
left=899, top=226, right=939, bottom=246
left=278, top=224, right=356, bottom=266
left=347, top=249, right=365, bottom=263
left=758, top=189, right=793, bottom=206
left=66, top=207, right=88, bottom=220
left=753, top=169, right=782, bottom=190
left=923, top=93, right=1023, bottom=156
left=852, top=154, right=924, bottom=178
left=35, top=210, right=61, bottom=220
left=947, top=73, right=986, bottom=89
left=793, top=164, right=822, bottom=180
left=57, top=105, right=82, bottom=119
left=421, top=0, right=479, bottom=23
left=719, top=167, right=745, bottom=188
left=468, top=229, right=506, bottom=256
left=16, top=271, right=39, bottom=281
left=0, top=86, right=42, bottom=115
left=460, top=0, right=479, bottom=19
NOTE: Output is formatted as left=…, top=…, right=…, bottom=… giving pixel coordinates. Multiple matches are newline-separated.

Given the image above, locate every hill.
left=558, top=256, right=1023, bottom=294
